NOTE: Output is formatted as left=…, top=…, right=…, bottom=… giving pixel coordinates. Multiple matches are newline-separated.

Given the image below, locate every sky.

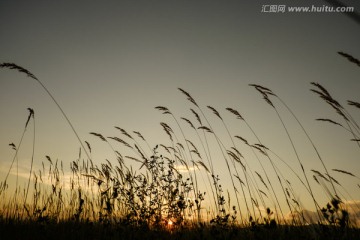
left=0, top=0, right=359, bottom=219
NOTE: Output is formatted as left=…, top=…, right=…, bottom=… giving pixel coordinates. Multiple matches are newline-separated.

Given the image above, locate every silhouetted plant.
left=321, top=198, right=349, bottom=228
left=0, top=60, right=359, bottom=240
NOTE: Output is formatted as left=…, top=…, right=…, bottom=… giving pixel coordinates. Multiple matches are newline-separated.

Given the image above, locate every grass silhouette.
left=0, top=57, right=360, bottom=239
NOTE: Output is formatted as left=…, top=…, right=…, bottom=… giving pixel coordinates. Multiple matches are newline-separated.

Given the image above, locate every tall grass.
left=0, top=58, right=360, bottom=239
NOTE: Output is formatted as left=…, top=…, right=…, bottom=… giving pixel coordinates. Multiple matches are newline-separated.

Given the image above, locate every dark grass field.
left=1, top=220, right=360, bottom=240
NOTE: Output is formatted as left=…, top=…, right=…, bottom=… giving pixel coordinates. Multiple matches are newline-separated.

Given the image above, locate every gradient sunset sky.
left=0, top=0, right=359, bottom=215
